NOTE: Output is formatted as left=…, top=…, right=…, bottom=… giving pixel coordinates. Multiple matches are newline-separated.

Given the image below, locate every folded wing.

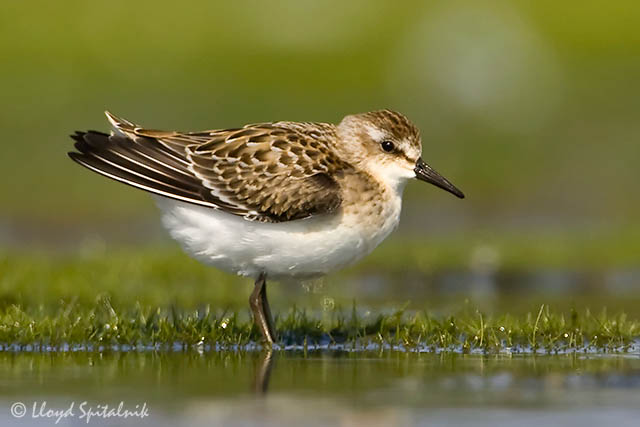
left=68, top=112, right=343, bottom=222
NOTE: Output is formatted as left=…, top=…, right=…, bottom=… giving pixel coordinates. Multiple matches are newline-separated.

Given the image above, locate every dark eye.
left=381, top=140, right=395, bottom=153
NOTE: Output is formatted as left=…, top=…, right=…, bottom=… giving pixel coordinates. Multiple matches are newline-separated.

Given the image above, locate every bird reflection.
left=252, top=349, right=275, bottom=394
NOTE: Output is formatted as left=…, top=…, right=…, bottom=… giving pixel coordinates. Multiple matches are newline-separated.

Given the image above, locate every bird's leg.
left=249, top=272, right=276, bottom=344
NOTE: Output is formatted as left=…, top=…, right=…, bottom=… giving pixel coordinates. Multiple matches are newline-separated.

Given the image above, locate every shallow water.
left=1, top=351, right=639, bottom=426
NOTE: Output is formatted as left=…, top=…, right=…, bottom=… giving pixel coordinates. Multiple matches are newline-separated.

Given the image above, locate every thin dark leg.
left=249, top=272, right=276, bottom=344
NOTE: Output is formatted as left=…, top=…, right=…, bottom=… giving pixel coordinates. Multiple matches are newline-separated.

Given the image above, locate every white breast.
left=154, top=193, right=403, bottom=281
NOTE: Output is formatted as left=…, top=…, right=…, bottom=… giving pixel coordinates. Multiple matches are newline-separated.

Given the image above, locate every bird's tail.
left=68, top=128, right=216, bottom=208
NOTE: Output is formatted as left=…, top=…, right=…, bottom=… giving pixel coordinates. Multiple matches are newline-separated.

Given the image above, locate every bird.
left=68, top=109, right=464, bottom=345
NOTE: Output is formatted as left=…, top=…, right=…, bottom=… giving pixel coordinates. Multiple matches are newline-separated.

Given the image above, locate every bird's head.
left=336, top=110, right=464, bottom=198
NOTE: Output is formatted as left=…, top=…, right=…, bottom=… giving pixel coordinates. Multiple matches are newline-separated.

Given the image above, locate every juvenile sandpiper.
left=69, top=110, right=464, bottom=344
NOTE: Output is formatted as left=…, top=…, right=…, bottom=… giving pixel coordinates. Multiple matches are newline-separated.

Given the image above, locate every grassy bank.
left=0, top=299, right=637, bottom=353
left=0, top=248, right=638, bottom=352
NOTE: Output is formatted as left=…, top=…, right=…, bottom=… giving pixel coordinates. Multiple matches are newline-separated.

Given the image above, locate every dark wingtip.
left=70, top=131, right=85, bottom=142
left=67, top=151, right=83, bottom=162
left=452, top=187, right=465, bottom=199
left=68, top=132, right=85, bottom=161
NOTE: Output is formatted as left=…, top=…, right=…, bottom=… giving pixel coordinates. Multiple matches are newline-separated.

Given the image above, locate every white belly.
left=154, top=196, right=402, bottom=280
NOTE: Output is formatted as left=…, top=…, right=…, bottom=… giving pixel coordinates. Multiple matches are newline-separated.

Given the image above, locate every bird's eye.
left=381, top=140, right=395, bottom=153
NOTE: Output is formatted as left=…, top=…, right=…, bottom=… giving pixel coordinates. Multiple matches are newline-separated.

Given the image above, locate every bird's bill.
left=414, top=158, right=465, bottom=199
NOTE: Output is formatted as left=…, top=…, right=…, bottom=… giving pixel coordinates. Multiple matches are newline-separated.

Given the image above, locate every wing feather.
left=68, top=112, right=344, bottom=222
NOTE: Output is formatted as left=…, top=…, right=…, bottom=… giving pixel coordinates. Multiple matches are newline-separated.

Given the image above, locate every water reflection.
left=1, top=351, right=640, bottom=426
left=252, top=350, right=274, bottom=394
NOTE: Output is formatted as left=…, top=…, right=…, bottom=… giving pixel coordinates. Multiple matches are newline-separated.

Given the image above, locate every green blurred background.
left=1, top=1, right=639, bottom=285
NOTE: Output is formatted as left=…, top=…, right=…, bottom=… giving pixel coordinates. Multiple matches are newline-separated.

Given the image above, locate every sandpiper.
left=69, top=110, right=464, bottom=344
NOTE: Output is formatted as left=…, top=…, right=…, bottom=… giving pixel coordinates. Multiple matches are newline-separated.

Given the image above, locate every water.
left=1, top=350, right=639, bottom=426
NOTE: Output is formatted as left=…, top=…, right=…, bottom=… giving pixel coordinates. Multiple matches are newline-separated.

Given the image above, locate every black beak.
left=414, top=158, right=465, bottom=199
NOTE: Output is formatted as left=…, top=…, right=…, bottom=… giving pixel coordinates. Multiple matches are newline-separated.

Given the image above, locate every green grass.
left=0, top=248, right=639, bottom=353
left=0, top=299, right=638, bottom=353
left=1, top=247, right=639, bottom=353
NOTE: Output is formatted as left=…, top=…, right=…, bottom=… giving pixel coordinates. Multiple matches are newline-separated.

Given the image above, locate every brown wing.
left=68, top=112, right=343, bottom=222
